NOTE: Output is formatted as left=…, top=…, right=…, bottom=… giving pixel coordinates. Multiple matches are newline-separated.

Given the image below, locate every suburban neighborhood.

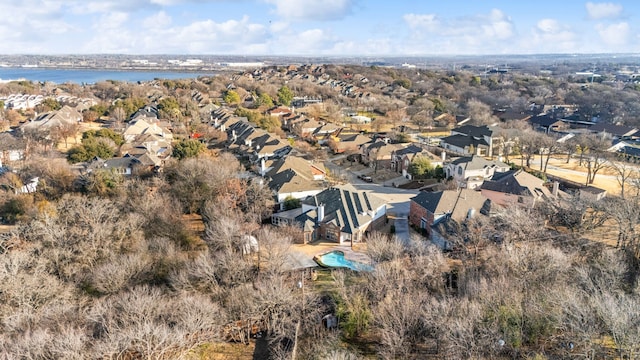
left=0, top=61, right=639, bottom=359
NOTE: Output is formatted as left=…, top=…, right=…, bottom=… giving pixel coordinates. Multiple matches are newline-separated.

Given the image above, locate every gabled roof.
left=130, top=105, right=158, bottom=120
left=451, top=155, right=509, bottom=171
left=589, top=123, right=638, bottom=138
left=23, top=105, right=82, bottom=130
left=364, top=140, right=405, bottom=154
left=441, top=134, right=489, bottom=148
left=266, top=156, right=325, bottom=180
left=313, top=122, right=341, bottom=135
left=617, top=145, right=640, bottom=157
left=411, top=189, right=488, bottom=222
left=481, top=169, right=552, bottom=198
left=339, top=133, right=371, bottom=144
left=452, top=124, right=493, bottom=138
left=268, top=169, right=325, bottom=194
left=529, top=114, right=563, bottom=127
left=393, top=144, right=423, bottom=157
left=300, top=186, right=386, bottom=234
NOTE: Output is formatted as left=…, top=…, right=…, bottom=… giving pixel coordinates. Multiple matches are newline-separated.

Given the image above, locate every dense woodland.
left=0, top=64, right=639, bottom=359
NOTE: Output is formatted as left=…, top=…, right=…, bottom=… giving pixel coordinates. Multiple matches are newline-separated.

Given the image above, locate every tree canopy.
left=277, top=85, right=294, bottom=106
left=172, top=139, right=205, bottom=160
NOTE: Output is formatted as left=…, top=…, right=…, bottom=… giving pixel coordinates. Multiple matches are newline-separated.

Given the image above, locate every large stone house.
left=480, top=169, right=555, bottom=207
left=409, top=189, right=489, bottom=240
left=440, top=124, right=494, bottom=156
left=272, top=186, right=387, bottom=244
left=262, top=156, right=327, bottom=209
left=444, top=156, right=510, bottom=189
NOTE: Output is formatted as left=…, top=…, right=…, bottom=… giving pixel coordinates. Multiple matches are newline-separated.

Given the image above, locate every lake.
left=0, top=67, right=212, bottom=84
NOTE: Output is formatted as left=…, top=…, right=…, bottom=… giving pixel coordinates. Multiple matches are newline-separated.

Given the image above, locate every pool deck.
left=290, top=241, right=372, bottom=269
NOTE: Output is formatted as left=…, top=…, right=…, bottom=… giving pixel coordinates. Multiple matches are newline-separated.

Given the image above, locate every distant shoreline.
left=0, top=68, right=217, bottom=84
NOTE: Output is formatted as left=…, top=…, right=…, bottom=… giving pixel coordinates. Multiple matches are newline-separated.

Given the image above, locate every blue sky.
left=0, top=0, right=638, bottom=55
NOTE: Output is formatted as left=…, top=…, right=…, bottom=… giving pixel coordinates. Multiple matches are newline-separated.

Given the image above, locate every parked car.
left=358, top=175, right=373, bottom=182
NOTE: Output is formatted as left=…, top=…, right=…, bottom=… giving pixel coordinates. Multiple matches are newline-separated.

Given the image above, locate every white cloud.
left=143, top=11, right=173, bottom=29
left=586, top=2, right=623, bottom=20
left=596, top=22, right=630, bottom=46
left=263, top=0, right=355, bottom=21
left=523, top=18, right=578, bottom=53
left=401, top=9, right=515, bottom=54
left=403, top=14, right=439, bottom=32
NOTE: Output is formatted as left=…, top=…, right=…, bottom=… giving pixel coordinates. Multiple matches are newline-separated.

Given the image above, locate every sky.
left=0, top=0, right=639, bottom=56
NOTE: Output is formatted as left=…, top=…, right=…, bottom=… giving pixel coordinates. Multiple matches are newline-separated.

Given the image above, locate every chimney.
left=441, top=151, right=446, bottom=162
left=260, top=158, right=266, bottom=177
left=552, top=181, right=559, bottom=197
left=317, top=204, right=325, bottom=224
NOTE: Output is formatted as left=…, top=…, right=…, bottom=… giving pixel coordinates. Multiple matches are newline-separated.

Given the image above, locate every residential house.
left=123, top=118, right=173, bottom=143
left=272, top=186, right=387, bottom=244
left=267, top=106, right=292, bottom=117
left=0, top=132, right=26, bottom=166
left=262, top=156, right=327, bottom=209
left=313, top=123, right=342, bottom=144
left=292, top=118, right=323, bottom=138
left=1, top=94, right=44, bottom=110
left=493, top=109, right=532, bottom=123
left=86, top=155, right=142, bottom=176
left=589, top=123, right=638, bottom=140
left=445, top=155, right=510, bottom=189
left=22, top=105, right=82, bottom=130
left=529, top=114, right=569, bottom=134
left=281, top=114, right=306, bottom=131
left=440, top=124, right=494, bottom=156
left=480, top=169, right=554, bottom=207
left=360, top=140, right=406, bottom=172
left=130, top=104, right=159, bottom=121
left=409, top=189, right=489, bottom=241
left=397, top=150, right=444, bottom=180
left=226, top=119, right=291, bottom=160
left=330, top=133, right=371, bottom=154
left=391, top=144, right=424, bottom=178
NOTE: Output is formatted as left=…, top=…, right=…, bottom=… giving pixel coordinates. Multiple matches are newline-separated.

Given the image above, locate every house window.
left=518, top=196, right=524, bottom=203
left=420, top=218, right=427, bottom=229
left=457, top=167, right=463, bottom=176
left=327, top=231, right=337, bottom=241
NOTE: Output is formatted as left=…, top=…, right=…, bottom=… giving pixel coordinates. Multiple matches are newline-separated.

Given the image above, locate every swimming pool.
left=314, top=250, right=373, bottom=272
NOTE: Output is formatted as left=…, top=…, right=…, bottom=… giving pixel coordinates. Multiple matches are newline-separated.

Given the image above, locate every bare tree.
left=610, top=160, right=636, bottom=198
left=581, top=135, right=611, bottom=185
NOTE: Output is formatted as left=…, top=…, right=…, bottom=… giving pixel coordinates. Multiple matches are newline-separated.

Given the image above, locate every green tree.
left=38, top=98, right=62, bottom=112
left=223, top=90, right=241, bottom=105
left=277, top=86, right=294, bottom=106
left=67, top=138, right=115, bottom=163
left=172, top=139, right=205, bottom=160
left=393, top=78, right=412, bottom=89
left=409, top=156, right=433, bottom=178
left=83, top=128, right=125, bottom=146
left=257, top=92, right=274, bottom=107
left=89, top=103, right=109, bottom=117
left=157, top=97, right=181, bottom=120
left=283, top=195, right=301, bottom=210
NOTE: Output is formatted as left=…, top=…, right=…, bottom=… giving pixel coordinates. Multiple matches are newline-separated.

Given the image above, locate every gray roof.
left=299, top=186, right=386, bottom=234
left=411, top=189, right=488, bottom=222
left=481, top=169, right=551, bottom=198
left=452, top=124, right=493, bottom=138
left=451, top=155, right=508, bottom=171
left=441, top=134, right=489, bottom=148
